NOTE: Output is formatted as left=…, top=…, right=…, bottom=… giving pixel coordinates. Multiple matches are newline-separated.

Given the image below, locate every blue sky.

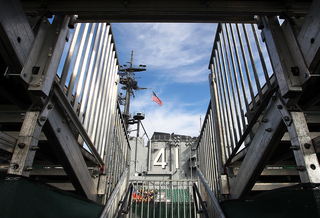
left=111, top=23, right=218, bottom=138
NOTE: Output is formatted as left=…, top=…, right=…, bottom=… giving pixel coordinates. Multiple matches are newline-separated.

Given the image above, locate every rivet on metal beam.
left=40, top=116, right=46, bottom=121
left=284, top=116, right=290, bottom=121
left=265, top=128, right=272, bottom=132
left=290, top=145, right=300, bottom=150
left=18, top=143, right=26, bottom=149
left=47, top=104, right=53, bottom=109
left=295, top=166, right=306, bottom=171
left=304, top=143, right=311, bottom=149
left=310, top=164, right=316, bottom=170
left=57, top=128, right=61, bottom=132
left=262, top=119, right=268, bottom=123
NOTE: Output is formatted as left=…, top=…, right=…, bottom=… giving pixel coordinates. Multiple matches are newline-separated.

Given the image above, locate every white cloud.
left=113, top=23, right=215, bottom=138
left=113, top=23, right=217, bottom=83
left=128, top=94, right=205, bottom=139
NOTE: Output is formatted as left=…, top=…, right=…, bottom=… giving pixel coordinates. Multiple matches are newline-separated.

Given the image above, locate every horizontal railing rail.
left=197, top=168, right=226, bottom=218
left=100, top=168, right=129, bottom=218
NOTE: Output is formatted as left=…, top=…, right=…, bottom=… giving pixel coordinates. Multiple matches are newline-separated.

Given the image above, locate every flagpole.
left=152, top=89, right=153, bottom=112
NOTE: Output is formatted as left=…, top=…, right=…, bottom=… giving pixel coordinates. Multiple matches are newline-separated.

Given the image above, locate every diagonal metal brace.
left=225, top=86, right=278, bottom=168
left=52, top=81, right=104, bottom=167
left=38, top=95, right=55, bottom=126
left=271, top=92, right=292, bottom=127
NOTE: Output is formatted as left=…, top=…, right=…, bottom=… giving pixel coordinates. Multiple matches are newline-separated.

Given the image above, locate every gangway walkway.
left=0, top=0, right=320, bottom=217
left=0, top=1, right=130, bottom=216
left=197, top=4, right=320, bottom=217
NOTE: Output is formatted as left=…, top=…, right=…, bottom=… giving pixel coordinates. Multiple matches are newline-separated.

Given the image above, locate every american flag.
left=152, top=91, right=162, bottom=106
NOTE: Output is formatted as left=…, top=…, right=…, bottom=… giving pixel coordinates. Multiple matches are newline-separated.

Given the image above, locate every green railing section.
left=130, top=180, right=197, bottom=218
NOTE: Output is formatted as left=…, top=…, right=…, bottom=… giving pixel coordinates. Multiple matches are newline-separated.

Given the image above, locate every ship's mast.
left=119, top=51, right=147, bottom=129
left=123, top=51, right=134, bottom=126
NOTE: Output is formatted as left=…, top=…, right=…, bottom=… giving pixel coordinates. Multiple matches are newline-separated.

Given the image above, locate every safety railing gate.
left=127, top=180, right=198, bottom=218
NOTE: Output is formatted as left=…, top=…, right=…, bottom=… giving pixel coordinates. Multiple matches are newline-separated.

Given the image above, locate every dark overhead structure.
left=20, top=0, right=312, bottom=22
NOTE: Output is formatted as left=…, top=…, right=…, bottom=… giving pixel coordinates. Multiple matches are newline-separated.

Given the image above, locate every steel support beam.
left=262, top=16, right=308, bottom=98
left=0, top=0, right=34, bottom=73
left=0, top=131, right=17, bottom=153
left=52, top=82, right=103, bottom=166
left=297, top=0, right=320, bottom=73
left=21, top=15, right=70, bottom=97
left=44, top=102, right=98, bottom=202
left=287, top=112, right=320, bottom=183
left=228, top=100, right=285, bottom=199
left=7, top=111, right=42, bottom=176
left=20, top=0, right=311, bottom=23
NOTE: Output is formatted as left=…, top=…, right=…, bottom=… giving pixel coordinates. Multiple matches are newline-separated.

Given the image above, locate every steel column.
left=44, top=101, right=98, bottom=201
left=7, top=111, right=42, bottom=176
left=287, top=112, right=320, bottom=183
left=0, top=0, right=34, bottom=73
left=229, top=99, right=285, bottom=199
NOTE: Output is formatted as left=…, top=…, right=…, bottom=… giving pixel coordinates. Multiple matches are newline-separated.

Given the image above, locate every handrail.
left=197, top=168, right=226, bottom=218
left=117, top=183, right=133, bottom=217
left=100, top=168, right=128, bottom=218
left=193, top=183, right=209, bottom=218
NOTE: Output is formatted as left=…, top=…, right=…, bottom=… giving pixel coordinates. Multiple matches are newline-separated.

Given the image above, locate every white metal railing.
left=197, top=22, right=275, bottom=202
left=208, top=23, right=275, bottom=165
left=197, top=103, right=222, bottom=202
left=56, top=22, right=131, bottom=204
left=57, top=23, right=120, bottom=162
left=105, top=103, right=131, bottom=201
left=196, top=168, right=226, bottom=218
left=100, top=168, right=130, bottom=217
